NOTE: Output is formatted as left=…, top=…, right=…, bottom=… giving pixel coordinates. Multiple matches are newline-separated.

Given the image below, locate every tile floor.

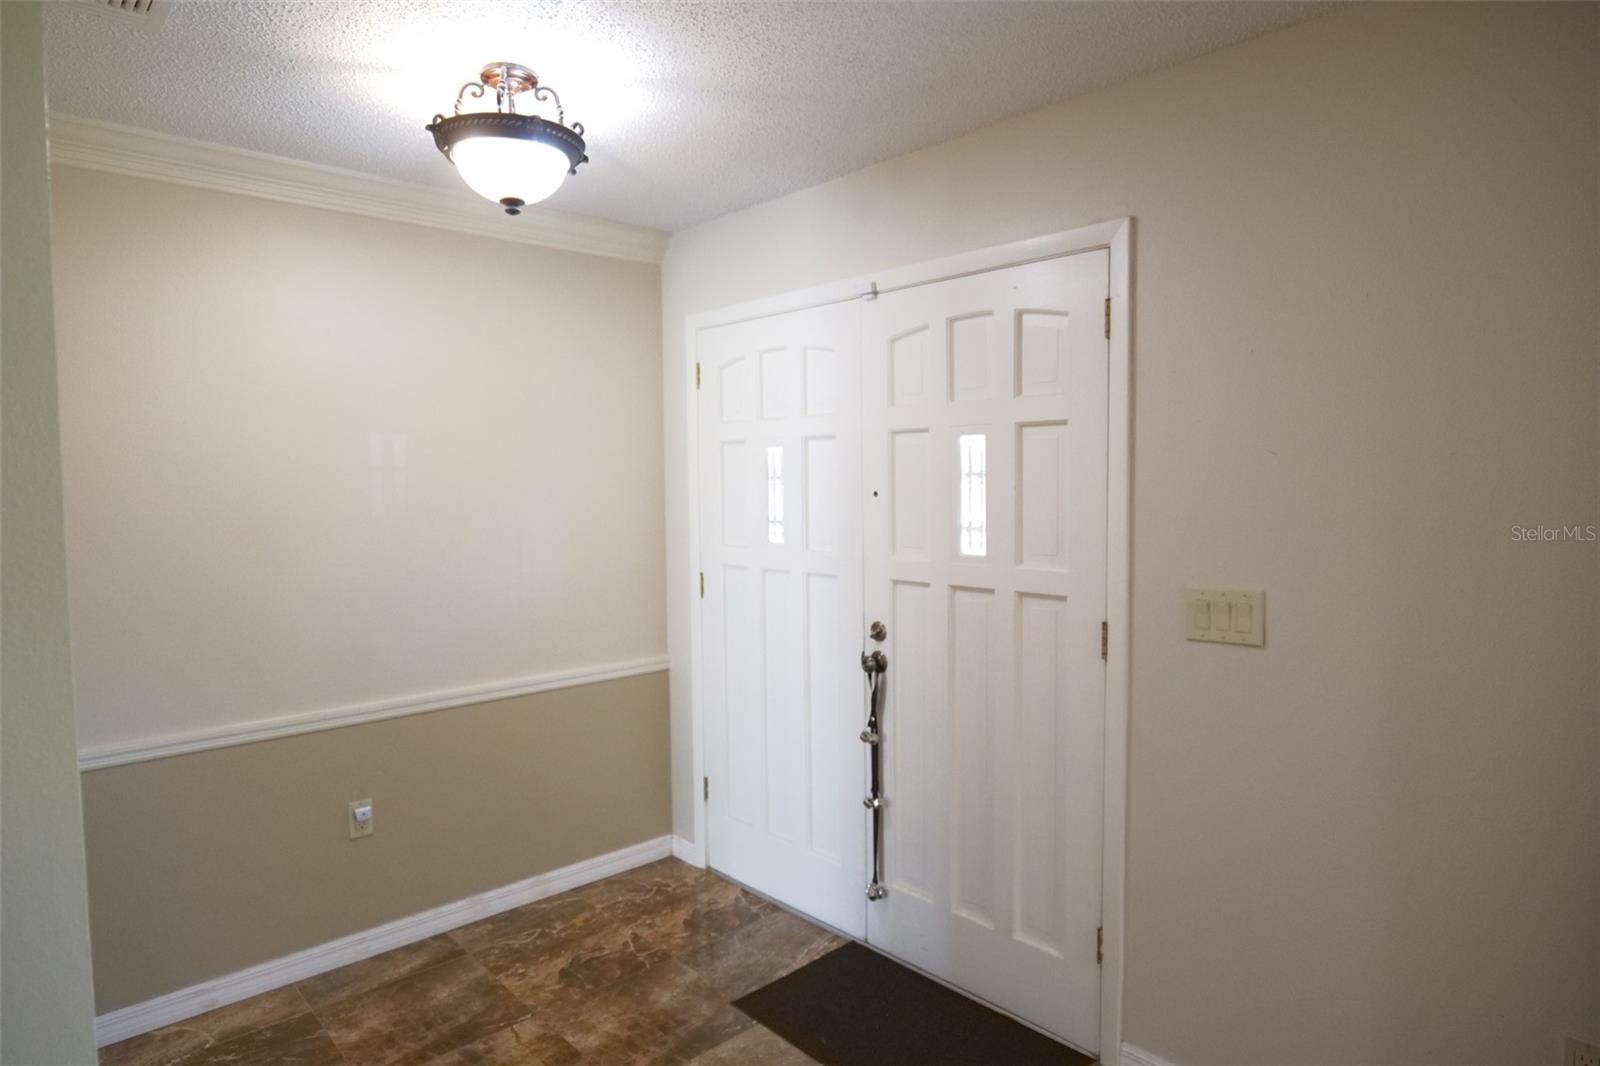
left=100, top=859, right=842, bottom=1066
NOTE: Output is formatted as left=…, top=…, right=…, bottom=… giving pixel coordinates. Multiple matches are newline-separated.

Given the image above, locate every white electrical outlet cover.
left=348, top=798, right=374, bottom=838
left=1567, top=1037, right=1600, bottom=1066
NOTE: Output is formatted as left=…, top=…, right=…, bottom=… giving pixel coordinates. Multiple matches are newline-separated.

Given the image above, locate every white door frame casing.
left=681, top=218, right=1133, bottom=1064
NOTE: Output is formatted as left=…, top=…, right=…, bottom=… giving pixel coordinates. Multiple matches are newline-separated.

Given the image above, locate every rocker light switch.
left=1185, top=587, right=1265, bottom=647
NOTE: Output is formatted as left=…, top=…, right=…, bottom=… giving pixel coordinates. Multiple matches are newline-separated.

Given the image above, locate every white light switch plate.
left=1185, top=587, right=1265, bottom=647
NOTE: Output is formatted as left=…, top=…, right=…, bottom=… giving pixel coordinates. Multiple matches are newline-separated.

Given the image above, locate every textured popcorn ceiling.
left=45, top=1, right=1331, bottom=232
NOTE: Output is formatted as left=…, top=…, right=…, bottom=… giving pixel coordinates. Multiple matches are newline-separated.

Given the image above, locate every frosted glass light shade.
left=427, top=104, right=586, bottom=216
left=451, top=136, right=571, bottom=209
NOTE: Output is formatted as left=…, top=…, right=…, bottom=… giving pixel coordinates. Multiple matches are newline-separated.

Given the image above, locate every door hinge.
left=1104, top=297, right=1111, bottom=340
left=695, top=362, right=702, bottom=389
left=699, top=572, right=705, bottom=598
left=1100, top=620, right=1109, bottom=660
left=703, top=776, right=710, bottom=801
left=1096, top=926, right=1104, bottom=965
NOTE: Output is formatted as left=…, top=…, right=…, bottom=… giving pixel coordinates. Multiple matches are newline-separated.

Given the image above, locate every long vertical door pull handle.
left=861, top=650, right=888, bottom=901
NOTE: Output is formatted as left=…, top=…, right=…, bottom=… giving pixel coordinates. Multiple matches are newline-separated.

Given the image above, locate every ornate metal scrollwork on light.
left=425, top=62, right=588, bottom=216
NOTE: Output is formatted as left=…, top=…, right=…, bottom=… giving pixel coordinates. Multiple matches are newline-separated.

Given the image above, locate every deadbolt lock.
left=869, top=620, right=887, bottom=642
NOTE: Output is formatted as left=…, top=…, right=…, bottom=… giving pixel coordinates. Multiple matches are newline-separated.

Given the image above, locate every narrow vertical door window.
left=958, top=433, right=987, bottom=557
left=766, top=445, right=785, bottom=544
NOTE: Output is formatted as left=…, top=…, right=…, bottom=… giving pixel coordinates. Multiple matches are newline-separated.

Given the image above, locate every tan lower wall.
left=80, top=670, right=670, bottom=1013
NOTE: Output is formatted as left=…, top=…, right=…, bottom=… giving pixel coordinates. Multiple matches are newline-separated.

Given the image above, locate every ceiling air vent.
left=82, top=0, right=170, bottom=31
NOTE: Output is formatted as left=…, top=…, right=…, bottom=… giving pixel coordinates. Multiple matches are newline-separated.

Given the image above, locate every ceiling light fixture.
left=426, top=62, right=587, bottom=216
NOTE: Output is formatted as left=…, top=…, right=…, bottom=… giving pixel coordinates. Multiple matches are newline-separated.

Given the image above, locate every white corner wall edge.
left=93, top=835, right=674, bottom=1047
left=1120, top=1043, right=1181, bottom=1066
left=78, top=655, right=669, bottom=771
left=46, top=113, right=670, bottom=265
left=671, top=834, right=706, bottom=868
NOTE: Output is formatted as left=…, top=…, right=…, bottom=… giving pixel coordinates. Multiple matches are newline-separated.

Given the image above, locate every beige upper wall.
left=661, top=5, right=1599, bottom=1064
left=0, top=3, right=100, bottom=1061
left=50, top=151, right=675, bottom=1017
left=50, top=168, right=666, bottom=756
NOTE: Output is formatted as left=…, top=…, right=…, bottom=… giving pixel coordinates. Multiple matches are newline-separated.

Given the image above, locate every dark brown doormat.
left=732, top=942, right=1094, bottom=1065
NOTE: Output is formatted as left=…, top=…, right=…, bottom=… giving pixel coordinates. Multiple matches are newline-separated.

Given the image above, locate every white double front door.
left=698, top=250, right=1109, bottom=1053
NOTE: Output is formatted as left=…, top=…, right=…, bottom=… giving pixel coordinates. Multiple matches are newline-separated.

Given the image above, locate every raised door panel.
left=863, top=251, right=1109, bottom=1055
left=699, top=302, right=866, bottom=940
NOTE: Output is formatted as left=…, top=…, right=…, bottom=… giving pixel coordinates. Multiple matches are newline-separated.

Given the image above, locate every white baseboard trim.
left=78, top=655, right=669, bottom=771
left=93, top=835, right=674, bottom=1048
left=1121, top=1043, right=1180, bottom=1066
left=671, top=834, right=706, bottom=868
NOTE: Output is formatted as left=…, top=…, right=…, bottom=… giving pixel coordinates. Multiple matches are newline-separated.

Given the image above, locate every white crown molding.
left=1120, top=1043, right=1181, bottom=1066
left=93, top=835, right=674, bottom=1047
left=46, top=113, right=669, bottom=264
left=78, top=655, right=669, bottom=772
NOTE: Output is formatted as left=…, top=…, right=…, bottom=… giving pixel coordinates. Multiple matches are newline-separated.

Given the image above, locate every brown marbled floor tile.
left=683, top=1024, right=819, bottom=1066
left=618, top=873, right=777, bottom=960
left=532, top=956, right=753, bottom=1066
left=676, top=907, right=845, bottom=1000
left=607, top=858, right=715, bottom=893
left=100, top=986, right=311, bottom=1066
left=554, top=921, right=668, bottom=993
left=469, top=906, right=664, bottom=1009
left=317, top=954, right=530, bottom=1066
left=106, top=862, right=836, bottom=1066
left=586, top=862, right=739, bottom=935
left=463, top=874, right=694, bottom=999
left=422, top=1020, right=582, bottom=1066
left=462, top=864, right=794, bottom=1047
left=99, top=1024, right=214, bottom=1062
left=653, top=1000, right=758, bottom=1066
left=297, top=934, right=464, bottom=1010
left=501, top=857, right=714, bottom=935
left=99, top=1027, right=213, bottom=1066
left=447, top=893, right=599, bottom=954
left=178, top=1012, right=346, bottom=1066
left=478, top=870, right=779, bottom=1011
left=560, top=858, right=708, bottom=911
